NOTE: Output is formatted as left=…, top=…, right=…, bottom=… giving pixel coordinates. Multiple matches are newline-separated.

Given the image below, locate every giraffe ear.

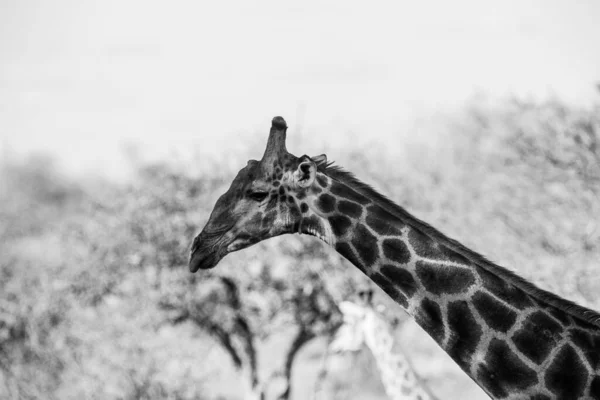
left=293, top=155, right=317, bottom=188
left=311, top=154, right=328, bottom=166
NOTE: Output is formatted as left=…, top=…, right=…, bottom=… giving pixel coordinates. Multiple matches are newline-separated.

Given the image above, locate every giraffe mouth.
left=189, top=249, right=221, bottom=272
left=189, top=225, right=237, bottom=273
left=189, top=230, right=229, bottom=272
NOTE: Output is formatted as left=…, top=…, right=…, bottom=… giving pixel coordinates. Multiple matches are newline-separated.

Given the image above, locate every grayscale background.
left=1, top=1, right=599, bottom=399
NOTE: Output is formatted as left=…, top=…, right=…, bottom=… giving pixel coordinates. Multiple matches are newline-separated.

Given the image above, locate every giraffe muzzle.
left=189, top=248, right=219, bottom=272
left=188, top=231, right=226, bottom=272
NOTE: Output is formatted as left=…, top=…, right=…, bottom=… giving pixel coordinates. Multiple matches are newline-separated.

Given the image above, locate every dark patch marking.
left=338, top=200, right=362, bottom=218
left=446, top=300, right=482, bottom=369
left=381, top=238, right=411, bottom=264
left=329, top=215, right=352, bottom=237
left=351, top=224, right=378, bottom=267
left=278, top=186, right=285, bottom=195
left=512, top=311, right=563, bottom=365
left=317, top=193, right=336, bottom=213
left=416, top=261, right=475, bottom=295
left=273, top=180, right=280, bottom=187
left=380, top=264, right=418, bottom=297
left=415, top=298, right=445, bottom=344
left=300, top=203, right=309, bottom=213
left=545, top=345, right=587, bottom=399
left=472, top=291, right=517, bottom=333
left=476, top=338, right=538, bottom=398
left=287, top=195, right=294, bottom=204
left=316, top=174, right=328, bottom=188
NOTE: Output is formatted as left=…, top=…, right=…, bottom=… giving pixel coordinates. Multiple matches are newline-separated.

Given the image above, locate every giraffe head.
left=330, top=288, right=375, bottom=352
left=189, top=116, right=328, bottom=272
left=330, top=301, right=367, bottom=353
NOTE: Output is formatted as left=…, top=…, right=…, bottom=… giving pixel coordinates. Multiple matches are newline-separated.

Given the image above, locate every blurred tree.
left=453, top=98, right=600, bottom=307
left=3, top=97, right=598, bottom=399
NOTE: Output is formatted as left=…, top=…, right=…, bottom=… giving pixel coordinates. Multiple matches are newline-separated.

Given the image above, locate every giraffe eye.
left=248, top=191, right=269, bottom=202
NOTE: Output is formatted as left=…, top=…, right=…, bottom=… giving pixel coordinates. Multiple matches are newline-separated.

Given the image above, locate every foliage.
left=0, top=97, right=599, bottom=399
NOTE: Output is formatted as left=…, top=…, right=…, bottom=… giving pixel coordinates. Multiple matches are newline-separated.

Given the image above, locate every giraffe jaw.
left=189, top=232, right=256, bottom=272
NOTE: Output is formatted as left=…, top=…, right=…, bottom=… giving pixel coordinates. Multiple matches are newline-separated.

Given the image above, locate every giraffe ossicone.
left=189, top=116, right=600, bottom=400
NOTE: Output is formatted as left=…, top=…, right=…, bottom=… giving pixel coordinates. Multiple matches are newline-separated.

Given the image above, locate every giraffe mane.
left=319, top=162, right=600, bottom=328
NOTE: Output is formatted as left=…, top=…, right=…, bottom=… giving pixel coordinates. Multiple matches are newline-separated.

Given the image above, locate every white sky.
left=1, top=0, right=599, bottom=180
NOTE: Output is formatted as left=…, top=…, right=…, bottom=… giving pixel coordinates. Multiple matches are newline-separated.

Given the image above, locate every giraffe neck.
left=303, top=171, right=600, bottom=399
left=362, top=310, right=435, bottom=400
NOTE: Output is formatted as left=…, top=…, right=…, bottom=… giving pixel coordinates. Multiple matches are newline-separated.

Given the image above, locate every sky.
left=1, top=0, right=599, bottom=180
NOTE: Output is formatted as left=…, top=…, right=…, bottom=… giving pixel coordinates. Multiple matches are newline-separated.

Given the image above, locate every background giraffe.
left=330, top=288, right=437, bottom=400
left=190, top=116, right=600, bottom=399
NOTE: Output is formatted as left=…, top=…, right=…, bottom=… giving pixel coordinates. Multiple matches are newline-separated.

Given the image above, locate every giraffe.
left=189, top=116, right=600, bottom=399
left=330, top=288, right=437, bottom=400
